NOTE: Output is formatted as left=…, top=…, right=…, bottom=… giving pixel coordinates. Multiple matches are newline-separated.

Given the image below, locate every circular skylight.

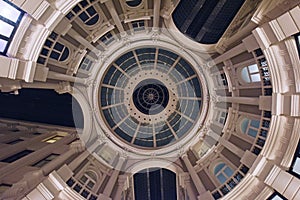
left=132, top=79, right=169, bottom=115
left=99, top=47, right=203, bottom=148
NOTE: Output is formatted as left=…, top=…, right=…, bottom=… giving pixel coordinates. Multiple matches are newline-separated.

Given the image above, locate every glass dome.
left=99, top=47, right=203, bottom=148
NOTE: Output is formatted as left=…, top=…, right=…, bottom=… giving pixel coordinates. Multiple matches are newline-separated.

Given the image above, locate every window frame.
left=79, top=171, right=97, bottom=190
left=79, top=56, right=93, bottom=71
left=240, top=63, right=261, bottom=83
left=239, top=117, right=261, bottom=138
left=215, top=110, right=228, bottom=125
left=0, top=0, right=24, bottom=55
left=66, top=0, right=100, bottom=27
left=37, top=32, right=71, bottom=65
left=214, top=162, right=234, bottom=184
left=131, top=20, right=145, bottom=32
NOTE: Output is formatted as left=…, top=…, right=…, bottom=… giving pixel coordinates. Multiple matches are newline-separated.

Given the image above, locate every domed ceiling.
left=0, top=0, right=299, bottom=200
left=99, top=47, right=204, bottom=148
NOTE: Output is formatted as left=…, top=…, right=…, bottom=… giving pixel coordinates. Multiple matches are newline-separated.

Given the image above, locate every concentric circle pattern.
left=99, top=47, right=203, bottom=148
left=132, top=79, right=169, bottom=115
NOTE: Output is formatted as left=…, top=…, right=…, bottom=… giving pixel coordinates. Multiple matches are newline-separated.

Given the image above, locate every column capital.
left=55, top=81, right=72, bottom=94
left=117, top=174, right=129, bottom=191
left=181, top=153, right=188, bottom=159
left=70, top=141, right=86, bottom=153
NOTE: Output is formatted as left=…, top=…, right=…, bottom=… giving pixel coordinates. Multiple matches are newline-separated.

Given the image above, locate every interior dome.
left=0, top=0, right=299, bottom=200
left=99, top=47, right=204, bottom=148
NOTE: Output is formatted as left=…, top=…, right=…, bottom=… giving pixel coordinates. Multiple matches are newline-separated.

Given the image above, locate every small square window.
left=227, top=179, right=236, bottom=189
left=220, top=185, right=229, bottom=195
left=37, top=56, right=46, bottom=64
left=67, top=178, right=75, bottom=187
left=248, top=64, right=259, bottom=73
left=87, top=181, right=95, bottom=189
left=49, top=32, right=58, bottom=40
left=240, top=165, right=249, bottom=174
left=87, top=7, right=96, bottom=15
left=79, top=12, right=89, bottom=22
left=81, top=189, right=90, bottom=198
left=66, top=12, right=74, bottom=20
left=234, top=172, right=243, bottom=182
left=250, top=74, right=261, bottom=82
left=80, top=175, right=88, bottom=183
left=252, top=147, right=261, bottom=155
left=212, top=191, right=222, bottom=199
left=50, top=51, right=60, bottom=60
left=80, top=0, right=89, bottom=7
left=44, top=39, right=53, bottom=48
left=254, top=48, right=263, bottom=57
left=72, top=5, right=81, bottom=13
left=54, top=42, right=64, bottom=51
left=41, top=48, right=49, bottom=56
left=74, top=184, right=82, bottom=192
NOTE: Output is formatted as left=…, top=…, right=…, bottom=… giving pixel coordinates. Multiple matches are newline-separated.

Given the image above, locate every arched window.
left=240, top=118, right=260, bottom=137
left=78, top=5, right=99, bottom=26
left=66, top=1, right=99, bottom=26
left=214, top=163, right=234, bottom=184
left=50, top=42, right=69, bottom=62
left=80, top=171, right=97, bottom=190
left=38, top=32, right=70, bottom=64
left=241, top=64, right=261, bottom=83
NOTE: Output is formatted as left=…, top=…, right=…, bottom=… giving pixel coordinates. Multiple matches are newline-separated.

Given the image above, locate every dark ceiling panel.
left=172, top=0, right=246, bottom=44
left=0, top=89, right=83, bottom=128
left=134, top=168, right=177, bottom=200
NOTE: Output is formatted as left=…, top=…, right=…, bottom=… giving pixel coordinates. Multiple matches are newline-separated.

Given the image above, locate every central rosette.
left=133, top=79, right=169, bottom=115
left=99, top=47, right=203, bottom=148
left=124, top=70, right=178, bottom=124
